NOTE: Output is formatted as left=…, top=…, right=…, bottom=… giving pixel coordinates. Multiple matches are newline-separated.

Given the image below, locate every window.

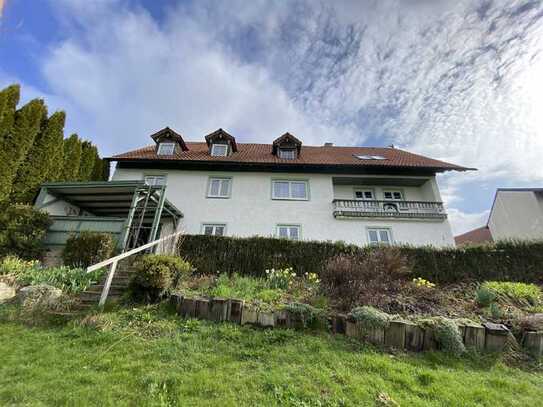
left=354, top=154, right=386, bottom=160
left=276, top=225, right=300, bottom=240
left=367, top=228, right=392, bottom=245
left=272, top=180, right=308, bottom=200
left=207, top=177, right=231, bottom=198
left=144, top=175, right=167, bottom=186
left=157, top=142, right=175, bottom=155
left=278, top=148, right=296, bottom=160
left=211, top=144, right=228, bottom=156
left=383, top=190, right=403, bottom=200
left=354, top=189, right=374, bottom=200
left=202, top=224, right=226, bottom=236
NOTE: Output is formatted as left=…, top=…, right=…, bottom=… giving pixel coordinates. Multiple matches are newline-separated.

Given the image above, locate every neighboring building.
left=103, top=127, right=472, bottom=247
left=455, top=188, right=543, bottom=245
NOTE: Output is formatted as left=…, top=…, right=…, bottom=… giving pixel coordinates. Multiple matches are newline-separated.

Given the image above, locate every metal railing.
left=86, top=230, right=184, bottom=307
left=332, top=199, right=446, bottom=219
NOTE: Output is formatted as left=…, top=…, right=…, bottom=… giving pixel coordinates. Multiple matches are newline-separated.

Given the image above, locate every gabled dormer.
left=150, top=127, right=189, bottom=156
left=205, top=128, right=237, bottom=157
left=272, top=132, right=302, bottom=160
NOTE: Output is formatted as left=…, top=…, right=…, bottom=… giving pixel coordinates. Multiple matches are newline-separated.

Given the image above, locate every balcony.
left=332, top=199, right=447, bottom=220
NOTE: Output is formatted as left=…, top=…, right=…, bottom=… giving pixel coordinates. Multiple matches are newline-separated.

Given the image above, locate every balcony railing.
left=332, top=199, right=447, bottom=219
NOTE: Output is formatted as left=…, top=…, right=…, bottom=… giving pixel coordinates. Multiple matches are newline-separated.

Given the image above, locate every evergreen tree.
left=0, top=99, right=46, bottom=202
left=10, top=111, right=66, bottom=203
left=0, top=84, right=20, bottom=146
left=47, top=113, right=67, bottom=182
left=60, top=134, right=82, bottom=181
left=78, top=141, right=97, bottom=181
left=91, top=156, right=109, bottom=181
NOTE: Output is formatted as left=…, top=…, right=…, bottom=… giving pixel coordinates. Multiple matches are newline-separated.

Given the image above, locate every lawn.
left=0, top=305, right=542, bottom=406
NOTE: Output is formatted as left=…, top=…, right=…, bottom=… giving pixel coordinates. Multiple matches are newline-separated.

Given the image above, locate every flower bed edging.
left=169, top=293, right=540, bottom=356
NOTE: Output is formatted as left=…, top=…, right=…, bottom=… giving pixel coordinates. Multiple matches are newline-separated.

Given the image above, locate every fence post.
left=98, top=260, right=118, bottom=307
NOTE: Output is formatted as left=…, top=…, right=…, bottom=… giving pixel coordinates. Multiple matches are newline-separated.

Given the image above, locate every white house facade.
left=108, top=127, right=473, bottom=247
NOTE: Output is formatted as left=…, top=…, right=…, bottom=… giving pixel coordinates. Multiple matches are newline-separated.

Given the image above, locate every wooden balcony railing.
left=332, top=199, right=447, bottom=219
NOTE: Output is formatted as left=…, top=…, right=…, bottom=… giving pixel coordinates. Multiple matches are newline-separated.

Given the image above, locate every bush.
left=283, top=302, right=327, bottom=329
left=320, top=248, right=411, bottom=310
left=0, top=255, right=104, bottom=293
left=481, top=281, right=542, bottom=306
left=0, top=204, right=51, bottom=260
left=422, top=317, right=465, bottom=355
left=62, top=231, right=116, bottom=268
left=178, top=235, right=543, bottom=284
left=476, top=286, right=497, bottom=307
left=130, top=255, right=193, bottom=302
left=350, top=306, right=392, bottom=329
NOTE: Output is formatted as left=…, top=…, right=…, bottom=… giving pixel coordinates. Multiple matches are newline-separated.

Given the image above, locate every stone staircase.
left=77, top=260, right=136, bottom=309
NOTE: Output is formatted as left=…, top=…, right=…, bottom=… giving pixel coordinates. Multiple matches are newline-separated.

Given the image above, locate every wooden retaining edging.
left=169, top=294, right=542, bottom=356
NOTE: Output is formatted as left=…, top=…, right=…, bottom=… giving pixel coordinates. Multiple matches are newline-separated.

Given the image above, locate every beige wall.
left=488, top=190, right=543, bottom=240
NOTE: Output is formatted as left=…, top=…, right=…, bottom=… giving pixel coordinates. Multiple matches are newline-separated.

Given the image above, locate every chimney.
left=324, top=142, right=334, bottom=147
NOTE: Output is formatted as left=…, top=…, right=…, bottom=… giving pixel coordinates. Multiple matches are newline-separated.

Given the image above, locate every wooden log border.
left=169, top=294, right=541, bottom=356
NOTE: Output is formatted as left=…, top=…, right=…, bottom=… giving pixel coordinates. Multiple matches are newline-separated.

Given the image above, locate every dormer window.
left=272, top=132, right=302, bottom=159
left=157, top=142, right=175, bottom=155
left=278, top=148, right=296, bottom=160
left=211, top=143, right=228, bottom=157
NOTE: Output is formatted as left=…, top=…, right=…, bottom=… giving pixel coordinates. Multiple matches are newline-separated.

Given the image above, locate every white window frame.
left=367, top=227, right=393, bottom=246
left=207, top=177, right=232, bottom=198
left=201, top=223, right=227, bottom=236
left=271, top=179, right=309, bottom=200
left=276, top=224, right=301, bottom=240
left=144, top=174, right=167, bottom=187
left=211, top=144, right=228, bottom=157
left=278, top=148, right=296, bottom=160
left=354, top=188, right=375, bottom=200
left=157, top=142, right=175, bottom=155
left=383, top=190, right=404, bottom=201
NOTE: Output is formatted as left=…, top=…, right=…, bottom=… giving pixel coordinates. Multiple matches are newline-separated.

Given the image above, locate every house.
left=456, top=188, right=543, bottom=245
left=103, top=127, right=472, bottom=247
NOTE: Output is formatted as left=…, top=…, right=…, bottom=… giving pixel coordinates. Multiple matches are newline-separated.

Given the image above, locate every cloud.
left=20, top=0, right=543, bottom=234
left=447, top=208, right=490, bottom=236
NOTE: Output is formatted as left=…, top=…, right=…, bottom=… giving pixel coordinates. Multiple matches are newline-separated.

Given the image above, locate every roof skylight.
left=354, top=154, right=387, bottom=160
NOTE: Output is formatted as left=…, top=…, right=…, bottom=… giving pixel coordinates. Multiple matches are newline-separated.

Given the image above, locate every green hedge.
left=178, top=235, right=543, bottom=284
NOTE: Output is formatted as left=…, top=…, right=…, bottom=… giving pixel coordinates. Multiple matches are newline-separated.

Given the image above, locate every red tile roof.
left=110, top=142, right=472, bottom=172
left=455, top=226, right=493, bottom=246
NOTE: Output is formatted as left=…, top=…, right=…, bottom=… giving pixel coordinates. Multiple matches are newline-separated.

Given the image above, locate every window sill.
left=206, top=196, right=231, bottom=199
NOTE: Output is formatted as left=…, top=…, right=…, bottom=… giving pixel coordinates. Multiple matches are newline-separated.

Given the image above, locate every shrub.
left=320, top=248, right=411, bottom=310
left=350, top=306, right=392, bottom=329
left=481, top=281, right=542, bottom=306
left=0, top=204, right=51, bottom=260
left=422, top=317, right=465, bottom=355
left=62, top=231, right=116, bottom=268
left=283, top=302, right=327, bottom=329
left=130, top=255, right=193, bottom=302
left=476, top=286, right=497, bottom=307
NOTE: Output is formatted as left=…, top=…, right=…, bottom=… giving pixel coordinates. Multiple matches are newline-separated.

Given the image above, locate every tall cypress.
left=60, top=134, right=82, bottom=181
left=10, top=111, right=66, bottom=203
left=0, top=84, right=20, bottom=147
left=0, top=99, right=46, bottom=202
left=47, top=112, right=67, bottom=182
left=91, top=155, right=109, bottom=181
left=78, top=141, right=97, bottom=181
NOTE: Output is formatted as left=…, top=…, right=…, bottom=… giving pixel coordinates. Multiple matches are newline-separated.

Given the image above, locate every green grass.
left=0, top=304, right=542, bottom=406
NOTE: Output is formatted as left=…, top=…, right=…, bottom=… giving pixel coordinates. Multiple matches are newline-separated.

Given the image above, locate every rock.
left=16, top=284, right=63, bottom=309
left=521, top=314, right=543, bottom=332
left=0, top=282, right=16, bottom=303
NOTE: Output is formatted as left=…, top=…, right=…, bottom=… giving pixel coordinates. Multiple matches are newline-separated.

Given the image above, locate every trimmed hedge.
left=178, top=235, right=543, bottom=284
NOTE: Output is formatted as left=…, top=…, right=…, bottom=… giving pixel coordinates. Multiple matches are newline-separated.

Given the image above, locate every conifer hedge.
left=178, top=235, right=543, bottom=284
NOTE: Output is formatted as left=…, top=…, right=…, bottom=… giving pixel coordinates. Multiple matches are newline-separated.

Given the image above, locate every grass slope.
left=0, top=306, right=542, bottom=406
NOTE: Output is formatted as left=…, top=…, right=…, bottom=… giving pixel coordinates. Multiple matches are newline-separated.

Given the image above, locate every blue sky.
left=1, top=0, right=543, bottom=234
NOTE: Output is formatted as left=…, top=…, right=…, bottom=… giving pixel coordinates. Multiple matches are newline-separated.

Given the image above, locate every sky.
left=1, top=0, right=542, bottom=235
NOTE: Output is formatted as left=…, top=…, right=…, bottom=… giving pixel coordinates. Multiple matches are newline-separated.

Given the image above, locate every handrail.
left=86, top=230, right=184, bottom=273
left=86, top=230, right=184, bottom=307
